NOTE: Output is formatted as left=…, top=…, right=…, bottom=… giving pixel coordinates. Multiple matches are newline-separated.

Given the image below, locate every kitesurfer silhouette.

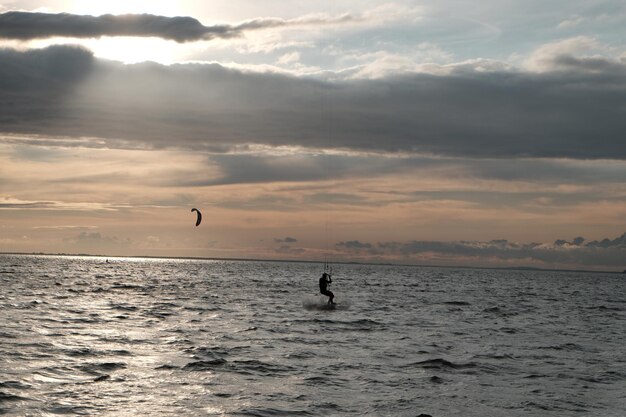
left=319, top=272, right=334, bottom=304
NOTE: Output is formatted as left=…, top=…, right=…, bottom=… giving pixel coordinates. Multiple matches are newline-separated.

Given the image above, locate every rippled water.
left=1, top=254, right=625, bottom=416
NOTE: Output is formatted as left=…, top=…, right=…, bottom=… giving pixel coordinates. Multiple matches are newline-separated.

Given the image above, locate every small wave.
left=93, top=374, right=110, bottom=382
left=66, top=348, right=132, bottom=358
left=240, top=326, right=258, bottom=332
left=538, top=343, right=584, bottom=351
left=443, top=301, right=471, bottom=306
left=303, top=376, right=331, bottom=384
left=236, top=407, right=314, bottom=416
left=429, top=375, right=445, bottom=384
left=110, top=304, right=138, bottom=311
left=0, top=391, right=29, bottom=402
left=66, top=347, right=97, bottom=357
left=520, top=400, right=553, bottom=411
left=183, top=359, right=228, bottom=371
left=155, top=364, right=179, bottom=370
left=230, top=359, right=295, bottom=376
left=78, top=362, right=126, bottom=375
left=483, top=306, right=518, bottom=316
left=499, top=327, right=518, bottom=334
left=588, top=305, right=623, bottom=311
left=473, top=353, right=515, bottom=360
left=0, top=381, right=31, bottom=390
left=111, top=283, right=146, bottom=290
left=45, top=404, right=92, bottom=415
left=523, top=373, right=546, bottom=379
left=412, top=358, right=477, bottom=370
left=284, top=351, right=315, bottom=359
left=185, top=345, right=231, bottom=356
left=144, top=310, right=177, bottom=319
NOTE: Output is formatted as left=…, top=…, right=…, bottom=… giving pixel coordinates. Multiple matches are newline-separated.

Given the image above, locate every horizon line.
left=1, top=251, right=623, bottom=275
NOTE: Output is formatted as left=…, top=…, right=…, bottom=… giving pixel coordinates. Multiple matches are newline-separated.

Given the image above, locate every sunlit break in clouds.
left=1, top=0, right=625, bottom=270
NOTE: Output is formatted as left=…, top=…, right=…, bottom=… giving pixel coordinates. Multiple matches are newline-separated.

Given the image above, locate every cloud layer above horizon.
left=1, top=43, right=625, bottom=159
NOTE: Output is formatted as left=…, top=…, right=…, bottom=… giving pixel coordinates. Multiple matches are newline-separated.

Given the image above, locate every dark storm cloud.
left=1, top=45, right=626, bottom=160
left=0, top=11, right=357, bottom=43
left=338, top=232, right=626, bottom=268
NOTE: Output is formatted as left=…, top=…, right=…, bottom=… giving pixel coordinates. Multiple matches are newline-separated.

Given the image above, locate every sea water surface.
left=0, top=254, right=625, bottom=416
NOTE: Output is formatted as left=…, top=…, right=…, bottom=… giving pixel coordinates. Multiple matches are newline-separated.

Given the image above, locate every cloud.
left=32, top=225, right=98, bottom=230
left=277, top=51, right=300, bottom=65
left=524, top=36, right=621, bottom=73
left=64, top=231, right=131, bottom=251
left=337, top=240, right=372, bottom=249
left=274, top=245, right=306, bottom=255
left=275, top=236, right=297, bottom=243
left=336, top=232, right=626, bottom=269
left=0, top=198, right=56, bottom=209
left=0, top=196, right=123, bottom=211
left=0, top=11, right=359, bottom=43
left=1, top=44, right=626, bottom=161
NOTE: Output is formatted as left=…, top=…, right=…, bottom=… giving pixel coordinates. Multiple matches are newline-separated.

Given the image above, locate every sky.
left=1, top=0, right=625, bottom=270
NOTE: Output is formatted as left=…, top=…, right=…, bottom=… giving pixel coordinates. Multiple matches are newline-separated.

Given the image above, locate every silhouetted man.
left=319, top=272, right=334, bottom=304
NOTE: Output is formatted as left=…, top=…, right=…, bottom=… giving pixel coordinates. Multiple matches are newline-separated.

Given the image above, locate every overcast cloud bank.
left=1, top=44, right=625, bottom=160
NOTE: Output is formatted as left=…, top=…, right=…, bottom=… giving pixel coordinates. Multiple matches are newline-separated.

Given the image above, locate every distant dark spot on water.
left=93, top=374, right=110, bottom=382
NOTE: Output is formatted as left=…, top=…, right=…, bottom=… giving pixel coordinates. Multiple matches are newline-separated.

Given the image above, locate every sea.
left=1, top=254, right=625, bottom=416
